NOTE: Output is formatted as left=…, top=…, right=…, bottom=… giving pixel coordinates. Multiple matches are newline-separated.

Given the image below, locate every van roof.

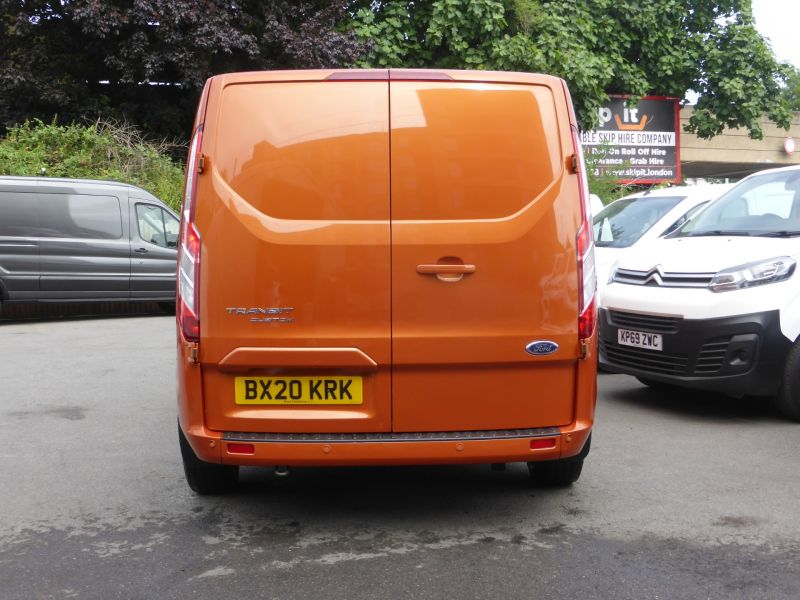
left=209, top=68, right=566, bottom=87
left=1, top=175, right=145, bottom=191
left=0, top=176, right=171, bottom=209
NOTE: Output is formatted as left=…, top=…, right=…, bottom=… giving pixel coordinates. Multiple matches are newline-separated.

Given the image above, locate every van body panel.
left=0, top=190, right=40, bottom=299
left=198, top=80, right=392, bottom=433
left=389, top=81, right=579, bottom=431
left=37, top=191, right=131, bottom=298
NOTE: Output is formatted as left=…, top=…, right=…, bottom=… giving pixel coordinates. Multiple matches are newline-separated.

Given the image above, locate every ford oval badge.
left=525, top=340, right=559, bottom=356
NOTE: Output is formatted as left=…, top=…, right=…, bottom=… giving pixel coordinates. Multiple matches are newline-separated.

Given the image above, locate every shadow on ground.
left=0, top=301, right=173, bottom=322
left=601, top=372, right=785, bottom=423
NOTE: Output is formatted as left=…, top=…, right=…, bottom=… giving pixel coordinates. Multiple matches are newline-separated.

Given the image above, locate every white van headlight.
left=709, top=257, right=796, bottom=293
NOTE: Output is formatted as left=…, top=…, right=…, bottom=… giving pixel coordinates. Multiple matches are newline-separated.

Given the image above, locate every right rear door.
left=389, top=77, right=580, bottom=432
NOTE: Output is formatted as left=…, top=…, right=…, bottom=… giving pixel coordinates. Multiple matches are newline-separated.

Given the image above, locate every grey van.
left=0, top=177, right=179, bottom=304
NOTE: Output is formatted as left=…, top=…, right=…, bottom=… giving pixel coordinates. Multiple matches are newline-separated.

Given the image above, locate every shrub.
left=0, top=119, right=185, bottom=211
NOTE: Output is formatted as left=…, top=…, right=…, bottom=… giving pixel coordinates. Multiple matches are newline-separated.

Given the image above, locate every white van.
left=599, top=166, right=800, bottom=419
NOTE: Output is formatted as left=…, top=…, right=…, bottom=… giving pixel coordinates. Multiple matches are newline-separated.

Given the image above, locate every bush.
left=0, top=119, right=185, bottom=211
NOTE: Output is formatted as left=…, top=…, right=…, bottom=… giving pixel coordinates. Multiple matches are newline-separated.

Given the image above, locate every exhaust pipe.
left=274, top=466, right=290, bottom=477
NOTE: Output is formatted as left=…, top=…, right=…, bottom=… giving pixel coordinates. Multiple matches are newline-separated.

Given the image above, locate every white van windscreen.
left=678, top=170, right=800, bottom=237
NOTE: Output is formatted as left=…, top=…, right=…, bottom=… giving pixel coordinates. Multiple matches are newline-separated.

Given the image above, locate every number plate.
left=617, top=328, right=663, bottom=351
left=234, top=376, right=363, bottom=405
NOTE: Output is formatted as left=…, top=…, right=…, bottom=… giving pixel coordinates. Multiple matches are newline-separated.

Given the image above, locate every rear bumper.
left=599, top=308, right=791, bottom=396
left=181, top=422, right=592, bottom=467
left=177, top=329, right=597, bottom=468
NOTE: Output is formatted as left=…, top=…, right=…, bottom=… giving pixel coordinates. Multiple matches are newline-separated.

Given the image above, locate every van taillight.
left=572, top=127, right=597, bottom=341
left=178, top=127, right=203, bottom=343
left=577, top=221, right=597, bottom=339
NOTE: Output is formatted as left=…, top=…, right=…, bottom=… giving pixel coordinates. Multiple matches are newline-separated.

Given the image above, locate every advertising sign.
left=580, top=96, right=680, bottom=184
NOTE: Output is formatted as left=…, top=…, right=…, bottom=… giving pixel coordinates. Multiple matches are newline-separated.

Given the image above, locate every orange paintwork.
left=177, top=69, right=596, bottom=467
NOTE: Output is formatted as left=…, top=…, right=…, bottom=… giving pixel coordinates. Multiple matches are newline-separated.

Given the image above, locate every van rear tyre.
left=178, top=425, right=239, bottom=494
left=528, top=457, right=584, bottom=487
left=528, top=435, right=590, bottom=487
left=776, top=340, right=800, bottom=421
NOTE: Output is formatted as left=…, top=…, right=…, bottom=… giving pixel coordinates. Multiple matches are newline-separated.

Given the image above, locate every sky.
left=751, top=0, right=800, bottom=68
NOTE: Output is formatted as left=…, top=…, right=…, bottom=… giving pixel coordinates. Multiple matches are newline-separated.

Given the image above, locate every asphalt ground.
left=1, top=316, right=798, bottom=599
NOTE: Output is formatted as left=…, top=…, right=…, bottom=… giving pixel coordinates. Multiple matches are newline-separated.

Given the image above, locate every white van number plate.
left=618, top=329, right=663, bottom=351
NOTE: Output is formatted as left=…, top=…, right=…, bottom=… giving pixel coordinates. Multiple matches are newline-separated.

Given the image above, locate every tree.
left=350, top=0, right=793, bottom=139
left=782, top=67, right=800, bottom=111
left=0, top=1, right=366, bottom=140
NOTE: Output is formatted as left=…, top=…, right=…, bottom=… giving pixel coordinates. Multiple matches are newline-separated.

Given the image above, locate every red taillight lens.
left=179, top=223, right=200, bottom=341
left=577, top=221, right=597, bottom=339
left=572, top=126, right=597, bottom=340
left=178, top=127, right=203, bottom=343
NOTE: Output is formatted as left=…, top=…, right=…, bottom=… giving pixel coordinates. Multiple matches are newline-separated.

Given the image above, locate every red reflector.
left=227, top=443, right=255, bottom=455
left=530, top=438, right=557, bottom=450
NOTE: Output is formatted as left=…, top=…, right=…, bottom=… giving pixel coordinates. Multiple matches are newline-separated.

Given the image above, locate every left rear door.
left=199, top=76, right=393, bottom=434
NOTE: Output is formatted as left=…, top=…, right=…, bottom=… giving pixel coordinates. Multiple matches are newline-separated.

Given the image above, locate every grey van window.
left=39, top=194, right=123, bottom=239
left=136, top=204, right=167, bottom=247
left=136, top=204, right=178, bottom=248
left=0, top=192, right=38, bottom=236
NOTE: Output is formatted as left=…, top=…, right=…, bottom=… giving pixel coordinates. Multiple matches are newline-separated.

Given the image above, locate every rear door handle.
left=417, top=263, right=476, bottom=282
left=416, top=264, right=476, bottom=275
left=134, top=247, right=149, bottom=254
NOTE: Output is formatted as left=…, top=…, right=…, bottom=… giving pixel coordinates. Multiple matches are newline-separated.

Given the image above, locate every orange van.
left=176, top=69, right=597, bottom=494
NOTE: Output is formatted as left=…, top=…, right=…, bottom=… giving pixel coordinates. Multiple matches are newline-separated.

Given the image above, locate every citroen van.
left=176, top=69, right=598, bottom=494
left=0, top=177, right=179, bottom=305
left=600, top=165, right=800, bottom=420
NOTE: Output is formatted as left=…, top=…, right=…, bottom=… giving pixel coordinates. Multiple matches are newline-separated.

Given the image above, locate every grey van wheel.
left=178, top=425, right=239, bottom=494
left=528, top=435, right=590, bottom=487
left=776, top=340, right=800, bottom=421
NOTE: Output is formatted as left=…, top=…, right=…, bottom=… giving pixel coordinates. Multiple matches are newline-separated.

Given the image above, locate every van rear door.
left=198, top=76, right=392, bottom=434
left=389, top=75, right=580, bottom=432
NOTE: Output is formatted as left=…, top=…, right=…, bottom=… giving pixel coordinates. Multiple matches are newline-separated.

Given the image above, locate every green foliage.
left=0, top=1, right=366, bottom=140
left=0, top=120, right=185, bottom=211
left=584, top=144, right=635, bottom=205
left=781, top=68, right=800, bottom=111
left=350, top=0, right=793, bottom=139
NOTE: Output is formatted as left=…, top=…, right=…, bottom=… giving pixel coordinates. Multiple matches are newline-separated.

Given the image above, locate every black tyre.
left=178, top=425, right=239, bottom=494
left=158, top=301, right=176, bottom=315
left=528, top=435, right=591, bottom=487
left=776, top=340, right=800, bottom=421
left=635, top=376, right=674, bottom=391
